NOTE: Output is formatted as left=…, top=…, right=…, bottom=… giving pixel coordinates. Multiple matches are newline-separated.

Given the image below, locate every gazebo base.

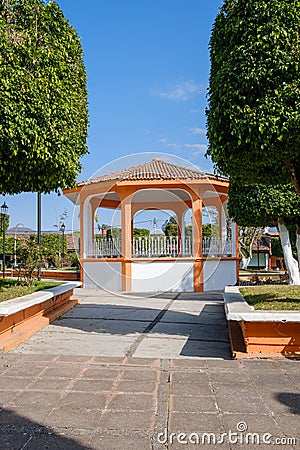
left=81, top=258, right=238, bottom=293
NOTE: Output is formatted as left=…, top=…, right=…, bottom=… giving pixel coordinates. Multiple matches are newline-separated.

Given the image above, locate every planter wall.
left=224, top=286, right=300, bottom=357
left=0, top=282, right=81, bottom=352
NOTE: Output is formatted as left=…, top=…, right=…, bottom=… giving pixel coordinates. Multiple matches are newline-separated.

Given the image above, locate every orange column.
left=119, top=189, right=134, bottom=292
left=192, top=197, right=203, bottom=292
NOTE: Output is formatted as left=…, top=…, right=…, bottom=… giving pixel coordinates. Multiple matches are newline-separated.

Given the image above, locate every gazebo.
left=64, top=158, right=238, bottom=292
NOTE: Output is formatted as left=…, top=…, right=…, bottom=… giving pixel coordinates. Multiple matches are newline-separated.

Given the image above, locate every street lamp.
left=61, top=222, right=66, bottom=258
left=13, top=223, right=24, bottom=268
left=1, top=202, right=8, bottom=279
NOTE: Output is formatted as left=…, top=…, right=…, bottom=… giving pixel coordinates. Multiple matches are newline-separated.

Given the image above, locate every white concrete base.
left=132, top=261, right=194, bottom=292
left=204, top=260, right=237, bottom=291
left=83, top=261, right=122, bottom=291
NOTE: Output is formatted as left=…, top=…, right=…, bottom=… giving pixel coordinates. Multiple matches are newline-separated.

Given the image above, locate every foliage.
left=0, top=278, right=61, bottom=303
left=133, top=228, right=150, bottom=238
left=0, top=235, right=20, bottom=256
left=228, top=182, right=300, bottom=228
left=162, top=216, right=178, bottom=237
left=70, top=252, right=80, bottom=269
left=271, top=237, right=283, bottom=258
left=17, top=235, right=43, bottom=284
left=0, top=214, right=9, bottom=233
left=206, top=0, right=300, bottom=193
left=239, top=285, right=300, bottom=310
left=0, top=0, right=88, bottom=194
left=202, top=223, right=219, bottom=238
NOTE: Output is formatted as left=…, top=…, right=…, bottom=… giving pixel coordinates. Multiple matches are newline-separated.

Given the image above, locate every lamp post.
left=61, top=222, right=66, bottom=260
left=1, top=202, right=8, bottom=279
left=13, top=223, right=24, bottom=268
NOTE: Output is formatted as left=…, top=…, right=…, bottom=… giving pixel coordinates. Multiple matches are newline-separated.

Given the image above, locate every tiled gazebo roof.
left=78, top=158, right=224, bottom=186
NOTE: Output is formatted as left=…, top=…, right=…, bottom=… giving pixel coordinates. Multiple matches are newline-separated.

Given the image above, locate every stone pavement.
left=12, top=289, right=232, bottom=359
left=0, top=289, right=299, bottom=449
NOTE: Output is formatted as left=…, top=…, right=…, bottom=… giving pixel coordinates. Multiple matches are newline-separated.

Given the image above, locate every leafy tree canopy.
left=228, top=182, right=300, bottom=228
left=206, top=0, right=300, bottom=192
left=0, top=0, right=88, bottom=194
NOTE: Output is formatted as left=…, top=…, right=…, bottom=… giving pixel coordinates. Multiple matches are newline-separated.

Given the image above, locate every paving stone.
left=274, top=413, right=300, bottom=438
left=108, top=393, right=155, bottom=411
left=169, top=412, right=223, bottom=433
left=170, top=394, right=218, bottom=413
left=125, top=357, right=160, bottom=367
left=9, top=390, right=61, bottom=407
left=1, top=405, right=53, bottom=425
left=3, top=364, right=46, bottom=378
left=209, top=370, right=249, bottom=384
left=0, top=432, right=32, bottom=449
left=120, top=369, right=158, bottom=382
left=56, top=355, right=93, bottom=364
left=170, top=359, right=207, bottom=369
left=91, top=356, right=126, bottom=365
left=15, top=354, right=58, bottom=362
left=59, top=392, right=107, bottom=409
left=222, top=413, right=282, bottom=435
left=29, top=378, right=71, bottom=391
left=0, top=377, right=33, bottom=390
left=99, top=410, right=154, bottom=430
left=42, top=365, right=83, bottom=379
left=46, top=406, right=100, bottom=429
left=88, top=435, right=152, bottom=450
left=0, top=390, right=20, bottom=406
left=5, top=289, right=299, bottom=450
left=26, top=433, right=93, bottom=450
left=116, top=380, right=157, bottom=394
left=71, top=379, right=115, bottom=392
left=171, top=371, right=209, bottom=384
left=170, top=381, right=213, bottom=396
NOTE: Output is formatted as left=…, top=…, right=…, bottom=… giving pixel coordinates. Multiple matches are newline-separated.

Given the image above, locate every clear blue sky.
left=4, top=0, right=223, bottom=232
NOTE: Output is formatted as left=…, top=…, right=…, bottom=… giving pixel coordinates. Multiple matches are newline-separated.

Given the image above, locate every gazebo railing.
left=88, top=236, right=233, bottom=258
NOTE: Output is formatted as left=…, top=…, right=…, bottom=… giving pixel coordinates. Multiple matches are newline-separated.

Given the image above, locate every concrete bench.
left=0, top=282, right=81, bottom=352
left=224, top=286, right=300, bottom=357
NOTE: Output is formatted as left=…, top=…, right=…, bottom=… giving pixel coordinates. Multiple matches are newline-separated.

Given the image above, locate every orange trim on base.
left=122, top=260, right=132, bottom=291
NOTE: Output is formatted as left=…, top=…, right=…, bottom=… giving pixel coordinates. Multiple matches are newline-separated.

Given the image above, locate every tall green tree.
left=0, top=0, right=88, bottom=194
left=228, top=182, right=300, bottom=283
left=206, top=0, right=300, bottom=193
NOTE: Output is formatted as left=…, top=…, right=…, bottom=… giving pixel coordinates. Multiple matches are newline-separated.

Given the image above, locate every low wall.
left=224, top=286, right=300, bottom=357
left=2, top=269, right=80, bottom=281
left=0, top=282, right=81, bottom=352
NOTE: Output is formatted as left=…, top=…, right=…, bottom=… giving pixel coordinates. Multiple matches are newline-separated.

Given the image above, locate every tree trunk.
left=241, top=256, right=251, bottom=270
left=277, top=221, right=300, bottom=285
left=296, top=223, right=300, bottom=270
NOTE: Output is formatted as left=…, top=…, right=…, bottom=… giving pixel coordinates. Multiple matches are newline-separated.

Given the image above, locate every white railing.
left=133, top=236, right=192, bottom=258
left=92, top=238, right=122, bottom=258
left=88, top=236, right=233, bottom=258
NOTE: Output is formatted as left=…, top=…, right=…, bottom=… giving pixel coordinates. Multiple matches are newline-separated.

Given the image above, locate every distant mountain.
left=7, top=227, right=34, bottom=234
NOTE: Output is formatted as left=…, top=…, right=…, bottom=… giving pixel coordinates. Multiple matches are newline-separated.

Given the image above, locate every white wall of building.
left=132, top=261, right=194, bottom=292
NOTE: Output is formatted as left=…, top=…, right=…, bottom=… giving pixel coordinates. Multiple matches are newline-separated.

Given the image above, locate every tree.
left=206, top=0, right=300, bottom=193
left=238, top=227, right=264, bottom=270
left=228, top=182, right=300, bottom=284
left=0, top=0, right=88, bottom=194
left=133, top=228, right=150, bottom=238
left=0, top=214, right=9, bottom=234
left=162, top=216, right=178, bottom=237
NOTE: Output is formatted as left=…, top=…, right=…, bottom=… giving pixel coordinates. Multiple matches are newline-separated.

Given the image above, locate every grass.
left=239, top=285, right=300, bottom=310
left=0, top=279, right=62, bottom=303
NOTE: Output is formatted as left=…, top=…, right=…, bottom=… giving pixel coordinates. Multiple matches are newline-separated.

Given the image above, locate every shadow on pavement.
left=275, top=393, right=300, bottom=414
left=0, top=408, right=91, bottom=449
left=53, top=298, right=232, bottom=359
